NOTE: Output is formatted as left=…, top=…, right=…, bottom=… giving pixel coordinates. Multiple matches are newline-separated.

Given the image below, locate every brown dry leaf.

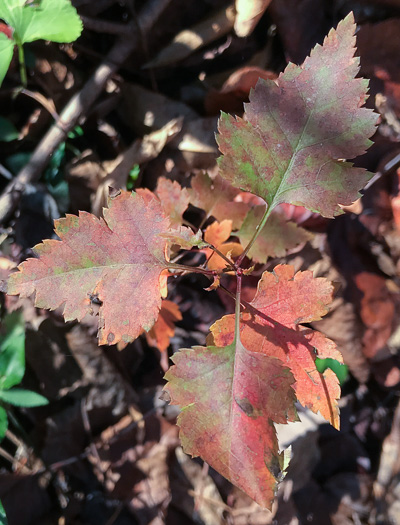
left=145, top=299, right=182, bottom=352
left=145, top=5, right=235, bottom=68
left=312, top=298, right=370, bottom=384
left=127, top=437, right=179, bottom=525
left=171, top=116, right=218, bottom=154
left=119, top=83, right=198, bottom=135
left=374, top=399, right=400, bottom=524
left=92, top=119, right=182, bottom=215
left=189, top=172, right=251, bottom=230
left=358, top=19, right=400, bottom=85
left=234, top=0, right=272, bottom=37
left=268, top=0, right=333, bottom=64
left=170, top=447, right=225, bottom=524
left=155, top=177, right=189, bottom=227
left=205, top=66, right=277, bottom=115
left=65, top=149, right=106, bottom=213
left=355, top=272, right=396, bottom=360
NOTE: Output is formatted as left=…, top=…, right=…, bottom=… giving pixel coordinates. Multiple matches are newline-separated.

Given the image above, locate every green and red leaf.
left=6, top=190, right=196, bottom=345
left=211, top=265, right=342, bottom=428
left=217, top=13, right=377, bottom=217
left=164, top=338, right=297, bottom=508
left=237, top=205, right=313, bottom=262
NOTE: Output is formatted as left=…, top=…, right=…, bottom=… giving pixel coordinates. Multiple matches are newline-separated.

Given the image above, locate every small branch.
left=80, top=15, right=133, bottom=35
left=17, top=88, right=59, bottom=121
left=0, top=164, right=13, bottom=181
left=234, top=270, right=243, bottom=343
left=0, top=0, right=173, bottom=224
left=219, top=283, right=279, bottom=327
left=235, top=205, right=272, bottom=268
left=207, top=244, right=235, bottom=269
left=167, top=262, right=215, bottom=276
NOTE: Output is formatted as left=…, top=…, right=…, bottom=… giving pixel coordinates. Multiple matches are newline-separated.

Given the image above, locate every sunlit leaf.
left=217, top=13, right=377, bottom=217
left=165, top=338, right=297, bottom=508
left=6, top=190, right=198, bottom=345
left=0, top=312, right=25, bottom=390
left=0, top=0, right=82, bottom=44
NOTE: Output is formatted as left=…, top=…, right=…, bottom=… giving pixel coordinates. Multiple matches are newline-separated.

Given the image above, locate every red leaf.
left=6, top=190, right=197, bottom=345
left=210, top=265, right=342, bottom=428
left=165, top=264, right=341, bottom=507
left=164, top=339, right=297, bottom=508
left=0, top=23, right=14, bottom=40
left=217, top=12, right=378, bottom=218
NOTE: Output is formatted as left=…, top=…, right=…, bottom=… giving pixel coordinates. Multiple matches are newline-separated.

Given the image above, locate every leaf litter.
left=2, top=1, right=400, bottom=523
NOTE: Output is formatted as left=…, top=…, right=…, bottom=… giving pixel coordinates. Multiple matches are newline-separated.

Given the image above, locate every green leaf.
left=0, top=388, right=48, bottom=407
left=217, top=13, right=378, bottom=218
left=0, top=498, right=8, bottom=525
left=0, top=0, right=83, bottom=44
left=316, top=357, right=348, bottom=385
left=0, top=312, right=25, bottom=390
left=0, top=117, right=18, bottom=142
left=0, top=32, right=14, bottom=86
left=0, top=407, right=8, bottom=441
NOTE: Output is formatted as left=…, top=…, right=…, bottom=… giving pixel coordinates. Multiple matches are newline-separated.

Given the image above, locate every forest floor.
left=2, top=0, right=400, bottom=524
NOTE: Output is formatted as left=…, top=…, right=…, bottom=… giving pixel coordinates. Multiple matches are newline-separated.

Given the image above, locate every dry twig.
left=0, top=0, right=173, bottom=224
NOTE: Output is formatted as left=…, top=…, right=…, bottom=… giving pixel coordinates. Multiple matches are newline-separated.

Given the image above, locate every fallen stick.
left=0, top=0, right=172, bottom=224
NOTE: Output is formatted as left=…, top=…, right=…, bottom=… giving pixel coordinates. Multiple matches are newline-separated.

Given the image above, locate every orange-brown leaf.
left=145, top=299, right=182, bottom=352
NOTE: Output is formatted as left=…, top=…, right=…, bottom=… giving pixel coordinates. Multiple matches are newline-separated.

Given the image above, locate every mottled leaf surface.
left=217, top=13, right=377, bottom=217
left=237, top=205, right=313, bottom=263
left=155, top=177, right=189, bottom=227
left=211, top=265, right=342, bottom=427
left=164, top=338, right=297, bottom=508
left=189, top=172, right=250, bottom=229
left=7, top=191, right=196, bottom=345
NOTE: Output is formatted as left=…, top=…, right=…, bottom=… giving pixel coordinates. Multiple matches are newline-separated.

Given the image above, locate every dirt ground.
left=2, top=0, right=400, bottom=523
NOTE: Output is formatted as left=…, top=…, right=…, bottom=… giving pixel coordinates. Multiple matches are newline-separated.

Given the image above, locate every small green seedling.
left=0, top=311, right=48, bottom=442
left=0, top=0, right=82, bottom=87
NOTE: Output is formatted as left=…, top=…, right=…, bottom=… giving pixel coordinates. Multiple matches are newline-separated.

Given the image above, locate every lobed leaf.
left=6, top=190, right=197, bottom=345
left=210, top=265, right=342, bottom=427
left=217, top=13, right=378, bottom=218
left=189, top=172, right=250, bottom=230
left=155, top=177, right=189, bottom=227
left=237, top=205, right=313, bottom=263
left=164, top=338, right=297, bottom=508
